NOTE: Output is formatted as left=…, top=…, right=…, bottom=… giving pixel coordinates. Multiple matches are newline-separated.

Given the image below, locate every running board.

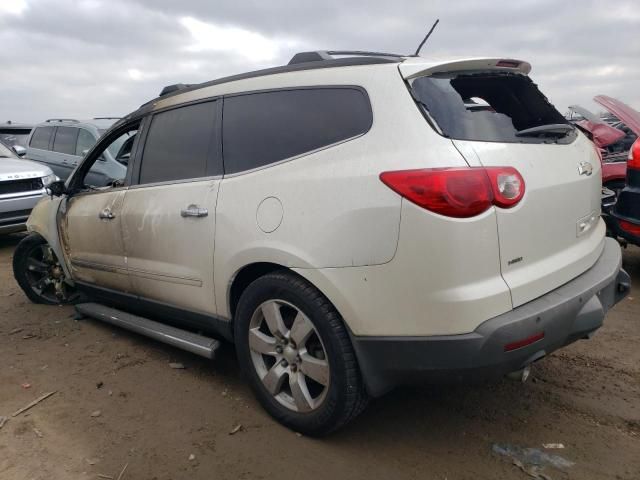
left=75, top=302, right=221, bottom=359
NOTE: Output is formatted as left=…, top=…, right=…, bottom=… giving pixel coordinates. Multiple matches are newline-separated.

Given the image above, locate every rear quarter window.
left=411, top=72, right=575, bottom=144
left=222, top=87, right=372, bottom=174
left=29, top=126, right=55, bottom=150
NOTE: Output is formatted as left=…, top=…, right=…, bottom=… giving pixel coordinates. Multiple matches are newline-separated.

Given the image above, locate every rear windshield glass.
left=0, top=129, right=31, bottom=147
left=411, top=72, right=575, bottom=144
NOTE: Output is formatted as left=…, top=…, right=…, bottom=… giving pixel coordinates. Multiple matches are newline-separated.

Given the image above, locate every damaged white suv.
left=13, top=51, right=630, bottom=435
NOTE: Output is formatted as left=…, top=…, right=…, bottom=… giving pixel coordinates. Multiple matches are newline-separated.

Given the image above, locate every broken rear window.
left=410, top=72, right=575, bottom=144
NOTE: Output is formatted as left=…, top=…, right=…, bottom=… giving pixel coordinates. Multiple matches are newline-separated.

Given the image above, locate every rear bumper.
left=352, top=238, right=630, bottom=397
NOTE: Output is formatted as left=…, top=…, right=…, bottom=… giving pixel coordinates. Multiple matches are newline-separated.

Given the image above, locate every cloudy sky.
left=1, top=0, right=638, bottom=123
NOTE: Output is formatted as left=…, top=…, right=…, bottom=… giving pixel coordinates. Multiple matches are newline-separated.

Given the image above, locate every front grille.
left=0, top=208, right=31, bottom=226
left=0, top=209, right=32, bottom=221
left=0, top=178, right=44, bottom=195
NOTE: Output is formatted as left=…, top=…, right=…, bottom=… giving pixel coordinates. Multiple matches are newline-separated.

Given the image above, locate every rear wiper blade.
left=515, top=124, right=574, bottom=137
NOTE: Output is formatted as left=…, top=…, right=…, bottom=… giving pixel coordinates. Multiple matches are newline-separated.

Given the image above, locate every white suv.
left=12, top=51, right=630, bottom=435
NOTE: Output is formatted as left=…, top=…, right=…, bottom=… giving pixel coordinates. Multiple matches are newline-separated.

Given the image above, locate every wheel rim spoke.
left=27, top=258, right=48, bottom=273
left=289, top=371, right=314, bottom=412
left=289, top=312, right=314, bottom=346
left=248, top=328, right=277, bottom=356
left=34, top=276, right=50, bottom=293
left=261, top=302, right=287, bottom=338
left=299, top=352, right=330, bottom=386
left=262, top=363, right=287, bottom=395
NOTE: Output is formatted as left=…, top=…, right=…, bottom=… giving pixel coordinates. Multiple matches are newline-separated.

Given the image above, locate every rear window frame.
left=408, top=70, right=577, bottom=145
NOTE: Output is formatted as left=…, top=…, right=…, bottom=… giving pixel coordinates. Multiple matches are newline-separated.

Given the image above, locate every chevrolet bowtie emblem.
left=578, top=161, right=593, bottom=176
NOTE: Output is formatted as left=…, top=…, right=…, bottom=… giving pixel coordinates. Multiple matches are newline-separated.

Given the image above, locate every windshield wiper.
left=515, top=124, right=574, bottom=138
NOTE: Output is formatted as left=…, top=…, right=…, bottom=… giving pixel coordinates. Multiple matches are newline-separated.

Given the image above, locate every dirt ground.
left=0, top=234, right=638, bottom=480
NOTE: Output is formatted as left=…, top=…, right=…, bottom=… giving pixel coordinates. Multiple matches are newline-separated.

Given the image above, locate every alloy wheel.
left=248, top=299, right=330, bottom=413
left=24, top=243, right=77, bottom=303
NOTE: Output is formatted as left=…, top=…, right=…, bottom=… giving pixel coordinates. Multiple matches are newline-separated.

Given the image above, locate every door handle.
left=99, top=208, right=115, bottom=220
left=181, top=204, right=208, bottom=218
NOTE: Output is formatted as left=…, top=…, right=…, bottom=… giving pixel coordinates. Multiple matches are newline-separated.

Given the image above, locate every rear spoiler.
left=399, top=57, right=531, bottom=80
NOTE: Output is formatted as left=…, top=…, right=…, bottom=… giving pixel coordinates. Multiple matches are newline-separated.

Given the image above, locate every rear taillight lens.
left=620, top=220, right=640, bottom=236
left=629, top=139, right=640, bottom=170
left=380, top=167, right=525, bottom=218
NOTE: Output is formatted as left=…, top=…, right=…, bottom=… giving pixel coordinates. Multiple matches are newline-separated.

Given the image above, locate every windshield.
left=99, top=129, right=133, bottom=159
left=411, top=72, right=575, bottom=144
left=0, top=141, right=16, bottom=158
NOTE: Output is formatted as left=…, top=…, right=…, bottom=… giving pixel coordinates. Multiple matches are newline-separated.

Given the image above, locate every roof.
left=0, top=122, right=34, bottom=129
left=146, top=52, right=404, bottom=106
left=33, top=118, right=120, bottom=129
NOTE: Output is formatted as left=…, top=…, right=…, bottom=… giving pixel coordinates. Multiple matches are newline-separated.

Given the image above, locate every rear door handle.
left=99, top=208, right=115, bottom=220
left=181, top=204, right=208, bottom=218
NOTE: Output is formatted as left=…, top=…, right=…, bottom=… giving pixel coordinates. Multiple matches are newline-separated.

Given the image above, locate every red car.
left=571, top=96, right=640, bottom=194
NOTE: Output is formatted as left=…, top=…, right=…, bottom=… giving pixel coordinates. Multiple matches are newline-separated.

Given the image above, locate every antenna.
left=414, top=19, right=440, bottom=56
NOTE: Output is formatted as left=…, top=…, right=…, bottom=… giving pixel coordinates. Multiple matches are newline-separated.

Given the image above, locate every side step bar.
left=75, top=303, right=221, bottom=359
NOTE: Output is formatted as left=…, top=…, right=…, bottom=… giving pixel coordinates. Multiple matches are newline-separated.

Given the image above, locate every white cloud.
left=127, top=68, right=143, bottom=81
left=179, top=16, right=300, bottom=62
left=0, top=0, right=28, bottom=15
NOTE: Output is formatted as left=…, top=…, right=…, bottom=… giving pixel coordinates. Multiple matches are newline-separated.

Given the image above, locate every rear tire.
left=234, top=271, right=368, bottom=436
left=12, top=233, right=79, bottom=305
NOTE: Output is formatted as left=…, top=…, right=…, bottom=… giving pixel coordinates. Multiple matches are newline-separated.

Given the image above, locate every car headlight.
left=41, top=174, right=58, bottom=187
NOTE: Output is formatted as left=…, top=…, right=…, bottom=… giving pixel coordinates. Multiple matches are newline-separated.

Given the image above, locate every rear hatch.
left=402, top=59, right=604, bottom=306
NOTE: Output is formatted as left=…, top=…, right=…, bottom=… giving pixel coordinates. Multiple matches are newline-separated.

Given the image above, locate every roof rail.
left=93, top=117, right=121, bottom=120
left=288, top=50, right=406, bottom=65
left=159, top=83, right=192, bottom=97
left=45, top=118, right=79, bottom=123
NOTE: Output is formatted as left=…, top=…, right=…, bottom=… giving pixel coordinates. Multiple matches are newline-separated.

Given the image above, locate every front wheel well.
left=229, top=262, right=287, bottom=319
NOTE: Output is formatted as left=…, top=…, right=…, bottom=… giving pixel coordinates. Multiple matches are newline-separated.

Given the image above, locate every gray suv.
left=26, top=118, right=132, bottom=186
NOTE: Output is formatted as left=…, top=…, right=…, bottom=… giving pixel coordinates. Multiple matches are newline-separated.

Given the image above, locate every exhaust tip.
left=507, top=364, right=531, bottom=383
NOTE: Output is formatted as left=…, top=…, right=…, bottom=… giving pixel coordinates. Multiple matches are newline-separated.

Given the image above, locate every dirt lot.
left=0, top=234, right=638, bottom=480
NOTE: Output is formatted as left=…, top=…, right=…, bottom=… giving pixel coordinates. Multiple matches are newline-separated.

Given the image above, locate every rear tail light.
left=620, top=220, right=640, bottom=236
left=629, top=139, right=640, bottom=170
left=379, top=167, right=525, bottom=218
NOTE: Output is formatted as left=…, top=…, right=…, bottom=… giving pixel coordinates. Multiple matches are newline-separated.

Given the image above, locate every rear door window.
left=223, top=87, right=372, bottom=174
left=29, top=126, right=55, bottom=150
left=411, top=72, right=575, bottom=144
left=53, top=127, right=79, bottom=155
left=138, top=100, right=220, bottom=184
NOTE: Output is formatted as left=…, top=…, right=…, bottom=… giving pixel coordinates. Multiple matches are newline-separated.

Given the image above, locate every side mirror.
left=46, top=180, right=67, bottom=197
left=12, top=145, right=26, bottom=157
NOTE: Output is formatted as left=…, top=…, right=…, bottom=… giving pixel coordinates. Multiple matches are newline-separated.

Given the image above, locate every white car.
left=0, top=141, right=56, bottom=234
left=12, top=51, right=630, bottom=435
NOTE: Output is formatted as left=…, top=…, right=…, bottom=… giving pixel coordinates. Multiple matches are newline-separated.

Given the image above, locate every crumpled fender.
left=25, top=196, right=74, bottom=283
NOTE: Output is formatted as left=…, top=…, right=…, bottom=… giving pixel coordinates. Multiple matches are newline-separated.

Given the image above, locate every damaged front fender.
left=26, top=196, right=74, bottom=284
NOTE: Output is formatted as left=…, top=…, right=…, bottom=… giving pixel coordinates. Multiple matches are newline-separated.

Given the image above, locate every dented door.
left=60, top=189, right=131, bottom=291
